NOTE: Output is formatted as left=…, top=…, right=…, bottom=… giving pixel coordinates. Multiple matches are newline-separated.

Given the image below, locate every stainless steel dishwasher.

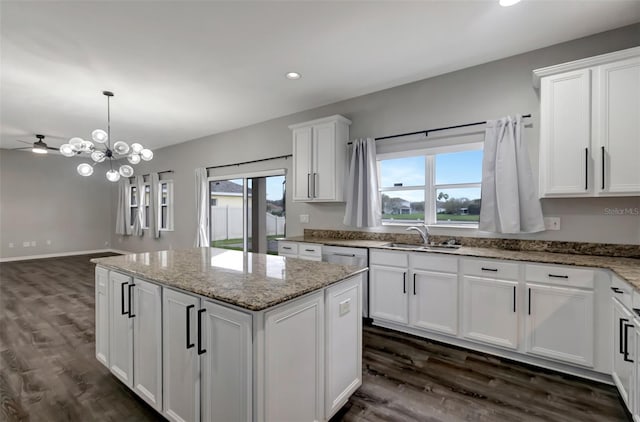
left=322, top=246, right=369, bottom=318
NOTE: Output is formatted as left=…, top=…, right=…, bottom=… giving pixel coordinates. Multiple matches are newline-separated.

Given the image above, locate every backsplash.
left=303, top=229, right=640, bottom=258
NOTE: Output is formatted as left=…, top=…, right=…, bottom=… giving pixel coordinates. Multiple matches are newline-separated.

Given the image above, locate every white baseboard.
left=0, top=248, right=128, bottom=263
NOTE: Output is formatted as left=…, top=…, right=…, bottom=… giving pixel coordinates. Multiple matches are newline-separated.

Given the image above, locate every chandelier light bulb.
left=59, top=144, right=76, bottom=157
left=69, top=137, right=84, bottom=148
left=131, top=143, right=143, bottom=154
left=92, top=129, right=108, bottom=143
left=140, top=148, right=153, bottom=161
left=77, top=163, right=94, bottom=177
left=106, top=169, right=121, bottom=182
left=128, top=154, right=141, bottom=164
left=80, top=140, right=94, bottom=152
left=91, top=151, right=106, bottom=163
left=119, top=165, right=134, bottom=177
left=113, top=141, right=130, bottom=155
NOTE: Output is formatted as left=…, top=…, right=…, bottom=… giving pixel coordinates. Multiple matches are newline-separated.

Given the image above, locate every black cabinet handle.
left=307, top=173, right=311, bottom=198
left=624, top=323, right=634, bottom=362
left=314, top=173, right=318, bottom=198
left=601, top=146, right=605, bottom=190
left=128, top=284, right=136, bottom=318
left=481, top=267, right=498, bottom=272
left=611, top=287, right=624, bottom=294
left=120, top=282, right=128, bottom=315
left=548, top=274, right=569, bottom=279
left=528, top=288, right=531, bottom=315
left=585, top=147, right=588, bottom=190
left=513, top=286, right=516, bottom=313
left=186, top=304, right=195, bottom=349
left=304, top=249, right=316, bottom=252
left=620, top=318, right=628, bottom=354
left=282, top=246, right=292, bottom=250
left=197, top=308, right=206, bottom=355
left=403, top=272, right=406, bottom=294
left=413, top=273, right=416, bottom=295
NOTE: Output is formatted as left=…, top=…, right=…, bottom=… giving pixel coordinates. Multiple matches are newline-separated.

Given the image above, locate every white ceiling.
left=1, top=1, right=639, bottom=151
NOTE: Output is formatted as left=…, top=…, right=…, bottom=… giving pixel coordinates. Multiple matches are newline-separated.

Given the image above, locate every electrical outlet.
left=544, top=217, right=561, bottom=231
left=30, top=241, right=36, bottom=247
left=300, top=214, right=309, bottom=224
left=46, top=240, right=52, bottom=246
left=104, top=241, right=109, bottom=247
left=8, top=243, right=14, bottom=248
left=339, top=299, right=351, bottom=316
left=23, top=241, right=30, bottom=247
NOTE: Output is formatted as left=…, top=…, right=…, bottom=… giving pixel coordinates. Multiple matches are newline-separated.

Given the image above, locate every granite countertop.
left=91, top=248, right=366, bottom=311
left=281, top=236, right=640, bottom=289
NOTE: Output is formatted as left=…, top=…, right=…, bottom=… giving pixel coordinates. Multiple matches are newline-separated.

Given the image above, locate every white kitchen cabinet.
left=595, top=56, right=640, bottom=195
left=525, top=283, right=594, bottom=367
left=162, top=288, right=201, bottom=422
left=462, top=276, right=518, bottom=349
left=289, top=115, right=351, bottom=202
left=132, top=279, right=163, bottom=411
left=264, top=292, right=324, bottom=422
left=634, top=318, right=640, bottom=422
left=201, top=300, right=253, bottom=422
left=369, top=264, right=408, bottom=324
left=95, top=266, right=109, bottom=368
left=535, top=47, right=640, bottom=198
left=613, top=297, right=635, bottom=411
left=410, top=270, right=458, bottom=336
left=277, top=241, right=322, bottom=261
left=108, top=271, right=133, bottom=387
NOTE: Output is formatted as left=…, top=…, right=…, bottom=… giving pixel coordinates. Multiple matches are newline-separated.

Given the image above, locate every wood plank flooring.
left=0, top=253, right=629, bottom=422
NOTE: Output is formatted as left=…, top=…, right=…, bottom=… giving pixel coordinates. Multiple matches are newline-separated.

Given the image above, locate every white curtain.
left=115, top=179, right=130, bottom=235
left=150, top=172, right=160, bottom=239
left=194, top=167, right=209, bottom=247
left=343, top=138, right=382, bottom=228
left=131, top=175, right=145, bottom=237
left=479, top=115, right=545, bottom=233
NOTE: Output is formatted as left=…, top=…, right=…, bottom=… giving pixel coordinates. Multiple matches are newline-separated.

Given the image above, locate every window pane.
left=145, top=206, right=149, bottom=227
left=210, top=179, right=244, bottom=250
left=130, top=186, right=137, bottom=206
left=379, top=157, right=425, bottom=188
left=130, top=206, right=137, bottom=224
left=161, top=206, right=167, bottom=229
left=435, top=149, right=482, bottom=185
left=144, top=185, right=150, bottom=206
left=435, top=187, right=481, bottom=224
left=381, top=190, right=424, bottom=223
left=265, top=175, right=286, bottom=255
left=161, top=183, right=168, bottom=205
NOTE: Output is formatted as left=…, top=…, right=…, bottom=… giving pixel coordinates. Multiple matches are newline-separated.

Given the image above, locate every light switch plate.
left=23, top=241, right=30, bottom=247
left=300, top=214, right=309, bottom=224
left=544, top=217, right=561, bottom=231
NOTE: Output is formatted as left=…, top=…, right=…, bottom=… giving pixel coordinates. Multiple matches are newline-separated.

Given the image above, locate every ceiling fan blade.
left=11, top=147, right=31, bottom=150
left=15, top=139, right=32, bottom=145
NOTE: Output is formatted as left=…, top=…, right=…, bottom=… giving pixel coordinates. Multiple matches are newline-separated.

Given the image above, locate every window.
left=142, top=184, right=150, bottom=229
left=378, top=146, right=482, bottom=226
left=129, top=185, right=138, bottom=227
left=159, top=180, right=174, bottom=231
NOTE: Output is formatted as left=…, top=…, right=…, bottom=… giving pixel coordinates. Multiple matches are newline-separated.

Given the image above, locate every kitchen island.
left=92, top=247, right=366, bottom=422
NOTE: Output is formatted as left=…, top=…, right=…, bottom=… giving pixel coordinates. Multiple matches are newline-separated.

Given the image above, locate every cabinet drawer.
left=410, top=253, right=457, bottom=273
left=463, top=258, right=519, bottom=280
left=613, top=275, right=634, bottom=310
left=298, top=243, right=322, bottom=258
left=278, top=241, right=298, bottom=256
left=525, top=264, right=594, bottom=289
left=370, top=250, right=408, bottom=267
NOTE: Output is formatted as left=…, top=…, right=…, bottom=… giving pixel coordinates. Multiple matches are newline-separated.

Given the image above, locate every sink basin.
left=382, top=242, right=461, bottom=252
left=383, top=243, right=424, bottom=249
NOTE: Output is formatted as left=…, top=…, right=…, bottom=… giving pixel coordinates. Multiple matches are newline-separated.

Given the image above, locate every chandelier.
left=59, top=91, right=153, bottom=182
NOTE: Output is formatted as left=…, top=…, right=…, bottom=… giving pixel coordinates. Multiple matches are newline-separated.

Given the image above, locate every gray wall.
left=0, top=149, right=113, bottom=259
left=114, top=23, right=640, bottom=253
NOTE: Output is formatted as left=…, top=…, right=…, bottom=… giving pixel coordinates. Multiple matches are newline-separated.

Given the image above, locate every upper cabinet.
left=289, top=115, right=351, bottom=202
left=534, top=47, right=640, bottom=198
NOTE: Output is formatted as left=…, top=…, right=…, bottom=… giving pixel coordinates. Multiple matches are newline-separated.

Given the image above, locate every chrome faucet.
left=406, top=225, right=430, bottom=246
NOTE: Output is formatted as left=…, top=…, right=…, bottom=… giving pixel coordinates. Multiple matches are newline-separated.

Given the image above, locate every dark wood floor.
left=0, top=254, right=628, bottom=422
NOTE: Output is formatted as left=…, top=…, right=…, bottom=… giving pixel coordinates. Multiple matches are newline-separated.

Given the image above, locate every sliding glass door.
left=209, top=172, right=285, bottom=254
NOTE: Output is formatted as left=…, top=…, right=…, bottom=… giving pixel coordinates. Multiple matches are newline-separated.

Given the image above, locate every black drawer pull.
left=403, top=272, right=406, bottom=294
left=282, top=246, right=292, bottom=250
left=481, top=267, right=498, bottom=272
left=624, top=323, right=634, bottom=363
left=548, top=274, right=569, bottom=279
left=620, top=318, right=628, bottom=354
left=611, top=287, right=624, bottom=294
left=186, top=304, right=195, bottom=349
left=528, top=288, right=531, bottom=315
left=513, top=286, right=516, bottom=313
left=128, top=284, right=136, bottom=318
left=304, top=249, right=316, bottom=252
left=413, top=273, right=416, bottom=295
left=120, top=282, right=128, bottom=315
left=197, top=308, right=206, bottom=355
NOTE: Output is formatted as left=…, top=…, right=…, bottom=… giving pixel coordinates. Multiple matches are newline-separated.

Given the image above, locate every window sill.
left=382, top=222, right=479, bottom=230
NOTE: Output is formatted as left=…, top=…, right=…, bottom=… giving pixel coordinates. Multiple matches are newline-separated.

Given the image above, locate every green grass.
left=211, top=235, right=282, bottom=254
left=382, top=213, right=425, bottom=220
left=382, top=213, right=479, bottom=222
left=436, top=214, right=479, bottom=222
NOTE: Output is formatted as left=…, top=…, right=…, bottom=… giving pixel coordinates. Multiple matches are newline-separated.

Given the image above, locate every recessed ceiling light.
left=499, top=0, right=521, bottom=6
left=285, top=72, right=301, bottom=80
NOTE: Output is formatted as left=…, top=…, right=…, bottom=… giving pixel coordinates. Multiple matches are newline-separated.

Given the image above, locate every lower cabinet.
left=95, top=267, right=110, bottom=367
left=109, top=271, right=134, bottom=387
left=410, top=270, right=458, bottom=335
left=525, top=283, right=594, bottom=367
left=369, top=264, right=408, bottom=324
left=613, top=297, right=635, bottom=410
left=462, top=276, right=518, bottom=349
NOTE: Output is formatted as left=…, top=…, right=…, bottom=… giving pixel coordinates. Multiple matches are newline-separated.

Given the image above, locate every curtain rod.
left=131, top=170, right=173, bottom=179
left=348, top=114, right=532, bottom=145
left=206, top=154, right=292, bottom=171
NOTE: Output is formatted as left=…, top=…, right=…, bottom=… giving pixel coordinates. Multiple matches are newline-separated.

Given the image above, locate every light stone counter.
left=91, top=247, right=366, bottom=311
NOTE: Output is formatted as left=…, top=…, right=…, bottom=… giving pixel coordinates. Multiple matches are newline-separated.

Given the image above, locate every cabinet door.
left=95, top=267, right=109, bottom=368
left=325, top=275, right=362, bottom=419
left=596, top=57, right=640, bottom=195
left=132, top=279, right=163, bottom=411
left=410, top=270, right=458, bottom=336
left=525, top=283, right=594, bottom=367
left=292, top=127, right=313, bottom=201
left=313, top=122, right=337, bottom=201
left=635, top=321, right=640, bottom=420
left=201, top=300, right=253, bottom=422
left=108, top=271, right=133, bottom=387
left=613, top=298, right=634, bottom=410
left=163, top=289, right=200, bottom=422
left=539, top=69, right=592, bottom=197
left=369, top=265, right=409, bottom=324
left=264, top=292, right=324, bottom=422
left=462, top=276, right=518, bottom=349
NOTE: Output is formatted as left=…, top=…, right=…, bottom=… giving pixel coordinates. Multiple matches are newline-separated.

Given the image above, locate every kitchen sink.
left=382, top=242, right=461, bottom=251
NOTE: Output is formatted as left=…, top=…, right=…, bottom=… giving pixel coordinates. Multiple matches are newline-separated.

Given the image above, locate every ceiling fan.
left=12, top=134, right=59, bottom=154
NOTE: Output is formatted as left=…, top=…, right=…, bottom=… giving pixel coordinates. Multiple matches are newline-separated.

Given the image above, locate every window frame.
left=159, top=180, right=174, bottom=232
left=378, top=142, right=483, bottom=228
left=128, top=183, right=138, bottom=230
left=141, top=183, right=150, bottom=229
